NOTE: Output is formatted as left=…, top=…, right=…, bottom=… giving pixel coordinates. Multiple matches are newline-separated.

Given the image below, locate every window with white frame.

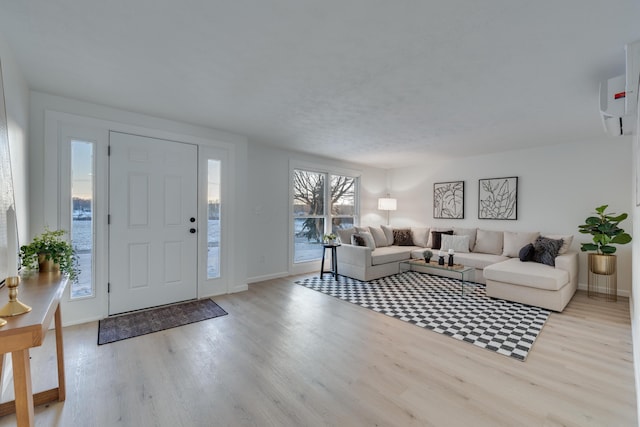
left=292, top=169, right=358, bottom=263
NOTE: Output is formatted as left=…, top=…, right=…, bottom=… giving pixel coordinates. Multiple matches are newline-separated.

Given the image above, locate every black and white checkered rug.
left=296, top=272, right=550, bottom=361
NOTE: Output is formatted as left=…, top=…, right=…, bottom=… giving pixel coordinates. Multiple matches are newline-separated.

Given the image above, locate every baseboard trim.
left=247, top=272, right=289, bottom=284
left=577, top=282, right=630, bottom=298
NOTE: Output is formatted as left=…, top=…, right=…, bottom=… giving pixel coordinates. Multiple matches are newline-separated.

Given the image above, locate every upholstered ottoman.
left=483, top=253, right=578, bottom=312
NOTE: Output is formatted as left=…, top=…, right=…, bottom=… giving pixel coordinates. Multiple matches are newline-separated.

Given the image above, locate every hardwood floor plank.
left=0, top=275, right=635, bottom=426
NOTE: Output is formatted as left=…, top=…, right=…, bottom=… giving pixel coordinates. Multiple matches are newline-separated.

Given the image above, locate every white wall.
left=0, top=34, right=30, bottom=245
left=245, top=143, right=387, bottom=282
left=387, top=138, right=634, bottom=295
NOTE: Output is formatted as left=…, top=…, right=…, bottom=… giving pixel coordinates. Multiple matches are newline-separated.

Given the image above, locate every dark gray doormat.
left=98, top=299, right=228, bottom=345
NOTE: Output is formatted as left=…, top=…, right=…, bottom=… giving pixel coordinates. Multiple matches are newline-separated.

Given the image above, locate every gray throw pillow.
left=519, top=243, right=535, bottom=262
left=532, top=237, right=563, bottom=266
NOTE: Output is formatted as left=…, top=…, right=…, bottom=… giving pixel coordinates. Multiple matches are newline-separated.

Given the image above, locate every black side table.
left=320, top=244, right=341, bottom=280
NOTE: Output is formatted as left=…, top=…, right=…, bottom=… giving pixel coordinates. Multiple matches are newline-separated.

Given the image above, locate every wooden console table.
left=0, top=273, right=68, bottom=427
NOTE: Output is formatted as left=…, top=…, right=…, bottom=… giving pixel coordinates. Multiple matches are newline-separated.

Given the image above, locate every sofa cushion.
left=440, top=235, right=470, bottom=253
left=474, top=229, right=503, bottom=255
left=502, top=231, right=540, bottom=257
left=532, top=237, right=563, bottom=266
left=371, top=246, right=413, bottom=265
left=454, top=227, right=477, bottom=251
left=484, top=258, right=569, bottom=291
left=453, top=252, right=509, bottom=270
left=411, top=227, right=430, bottom=247
left=544, top=234, right=573, bottom=254
left=381, top=225, right=395, bottom=245
left=430, top=230, right=453, bottom=250
left=369, top=226, right=389, bottom=247
left=337, top=227, right=356, bottom=245
left=393, top=228, right=414, bottom=246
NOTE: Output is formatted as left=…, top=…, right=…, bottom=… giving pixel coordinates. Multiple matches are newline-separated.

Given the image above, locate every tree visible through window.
left=293, top=169, right=357, bottom=263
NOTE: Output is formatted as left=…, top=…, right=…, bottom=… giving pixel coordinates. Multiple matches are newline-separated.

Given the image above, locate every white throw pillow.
left=357, top=231, right=376, bottom=250
left=454, top=227, right=477, bottom=251
left=502, top=231, right=540, bottom=257
left=369, top=226, right=389, bottom=247
left=440, top=235, right=470, bottom=253
left=543, top=234, right=573, bottom=254
left=381, top=225, right=395, bottom=246
left=411, top=227, right=431, bottom=248
left=474, top=229, right=504, bottom=255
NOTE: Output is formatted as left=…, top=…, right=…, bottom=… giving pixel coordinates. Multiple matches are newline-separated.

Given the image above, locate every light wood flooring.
left=0, top=275, right=636, bottom=426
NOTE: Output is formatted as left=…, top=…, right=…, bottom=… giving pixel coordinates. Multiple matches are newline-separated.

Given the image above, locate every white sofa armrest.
left=555, top=252, right=578, bottom=287
left=337, top=244, right=373, bottom=267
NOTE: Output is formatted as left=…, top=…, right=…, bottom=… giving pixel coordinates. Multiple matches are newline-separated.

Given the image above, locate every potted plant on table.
left=578, top=205, right=632, bottom=275
left=323, top=233, right=337, bottom=245
left=423, top=250, right=433, bottom=263
left=19, top=228, right=79, bottom=282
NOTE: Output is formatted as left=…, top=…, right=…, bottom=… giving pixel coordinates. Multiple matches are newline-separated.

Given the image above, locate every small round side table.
left=320, top=243, right=341, bottom=280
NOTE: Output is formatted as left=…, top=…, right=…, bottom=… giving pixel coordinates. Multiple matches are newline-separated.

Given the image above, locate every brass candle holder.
left=0, top=276, right=32, bottom=317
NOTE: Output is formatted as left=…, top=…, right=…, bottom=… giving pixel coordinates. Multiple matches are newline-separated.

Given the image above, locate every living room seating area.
left=336, top=226, right=578, bottom=311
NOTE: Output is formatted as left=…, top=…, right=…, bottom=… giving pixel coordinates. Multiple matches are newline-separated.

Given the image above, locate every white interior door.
left=108, top=131, right=198, bottom=315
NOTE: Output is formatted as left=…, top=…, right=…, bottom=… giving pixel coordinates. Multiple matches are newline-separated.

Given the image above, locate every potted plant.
left=578, top=204, right=632, bottom=275
left=19, top=228, right=79, bottom=282
left=423, top=249, right=433, bottom=263
left=323, top=233, right=337, bottom=244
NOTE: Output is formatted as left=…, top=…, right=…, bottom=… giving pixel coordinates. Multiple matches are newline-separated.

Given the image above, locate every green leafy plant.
left=19, top=228, right=79, bottom=281
left=323, top=233, right=337, bottom=243
left=578, top=205, right=632, bottom=254
left=423, top=249, right=433, bottom=261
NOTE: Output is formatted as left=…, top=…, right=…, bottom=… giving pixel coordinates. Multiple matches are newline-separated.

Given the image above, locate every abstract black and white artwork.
left=478, top=177, right=518, bottom=220
left=433, top=181, right=464, bottom=219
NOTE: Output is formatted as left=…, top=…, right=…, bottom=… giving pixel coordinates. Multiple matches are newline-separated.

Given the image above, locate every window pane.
left=332, top=217, right=354, bottom=234
left=207, top=159, right=221, bottom=279
left=330, top=175, right=356, bottom=216
left=294, top=218, right=324, bottom=263
left=71, top=140, right=94, bottom=299
left=293, top=170, right=325, bottom=216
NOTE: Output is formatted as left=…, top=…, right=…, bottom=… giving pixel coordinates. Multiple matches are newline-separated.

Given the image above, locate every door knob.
left=190, top=217, right=196, bottom=223
left=190, top=228, right=197, bottom=234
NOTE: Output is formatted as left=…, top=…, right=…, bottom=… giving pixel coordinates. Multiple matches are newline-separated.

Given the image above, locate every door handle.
left=190, top=217, right=196, bottom=223
left=189, top=228, right=197, bottom=234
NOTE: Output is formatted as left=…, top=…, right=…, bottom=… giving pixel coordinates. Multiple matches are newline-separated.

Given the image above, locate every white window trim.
left=288, top=159, right=361, bottom=276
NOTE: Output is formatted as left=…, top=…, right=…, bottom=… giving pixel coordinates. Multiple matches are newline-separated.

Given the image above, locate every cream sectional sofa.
left=335, top=226, right=578, bottom=312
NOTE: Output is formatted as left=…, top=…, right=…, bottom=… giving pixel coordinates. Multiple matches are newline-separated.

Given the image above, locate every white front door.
left=108, top=131, right=198, bottom=315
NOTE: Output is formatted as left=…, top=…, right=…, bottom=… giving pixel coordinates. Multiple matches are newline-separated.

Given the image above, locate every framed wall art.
left=478, top=177, right=518, bottom=220
left=433, top=181, right=464, bottom=219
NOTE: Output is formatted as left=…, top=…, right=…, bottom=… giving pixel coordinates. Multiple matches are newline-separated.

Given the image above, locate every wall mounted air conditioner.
left=625, top=39, right=640, bottom=116
left=600, top=74, right=633, bottom=136
left=599, top=40, right=640, bottom=136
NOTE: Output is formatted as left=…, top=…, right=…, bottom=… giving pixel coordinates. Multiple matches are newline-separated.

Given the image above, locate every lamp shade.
left=378, top=197, right=397, bottom=211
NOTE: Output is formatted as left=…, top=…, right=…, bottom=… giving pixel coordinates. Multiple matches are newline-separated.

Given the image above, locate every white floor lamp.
left=378, top=194, right=397, bottom=225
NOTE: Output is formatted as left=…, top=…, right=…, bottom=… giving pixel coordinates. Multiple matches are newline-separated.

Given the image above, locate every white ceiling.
left=0, top=1, right=639, bottom=168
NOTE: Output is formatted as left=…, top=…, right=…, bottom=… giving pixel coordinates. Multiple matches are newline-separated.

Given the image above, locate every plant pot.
left=588, top=253, right=616, bottom=275
left=38, top=253, right=60, bottom=273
